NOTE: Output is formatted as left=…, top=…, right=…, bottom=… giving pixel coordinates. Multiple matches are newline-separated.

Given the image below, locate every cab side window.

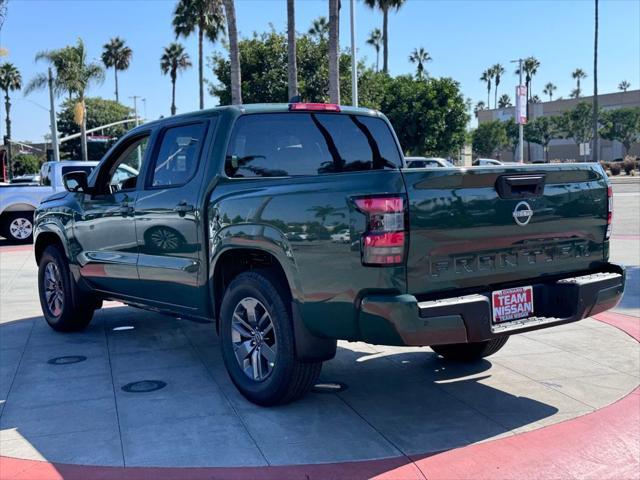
left=107, top=136, right=148, bottom=192
left=150, top=123, right=207, bottom=188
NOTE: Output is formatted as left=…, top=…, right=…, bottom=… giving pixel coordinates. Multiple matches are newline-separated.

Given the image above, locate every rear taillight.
left=355, top=196, right=406, bottom=266
left=606, top=185, right=613, bottom=239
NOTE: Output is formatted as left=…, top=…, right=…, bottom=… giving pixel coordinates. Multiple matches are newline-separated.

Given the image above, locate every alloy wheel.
left=231, top=297, right=277, bottom=381
left=9, top=217, right=33, bottom=240
left=44, top=262, right=64, bottom=317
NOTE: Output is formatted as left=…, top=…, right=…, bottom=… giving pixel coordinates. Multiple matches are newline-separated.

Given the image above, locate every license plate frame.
left=491, top=286, right=534, bottom=324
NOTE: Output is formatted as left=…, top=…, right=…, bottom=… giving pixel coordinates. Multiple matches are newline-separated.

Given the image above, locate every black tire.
left=220, top=270, right=322, bottom=406
left=37, top=245, right=98, bottom=332
left=1, top=211, right=34, bottom=243
left=431, top=337, right=509, bottom=362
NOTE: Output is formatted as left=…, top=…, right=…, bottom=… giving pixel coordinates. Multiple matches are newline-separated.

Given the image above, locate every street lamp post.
left=48, top=68, right=60, bottom=161
left=511, top=58, right=524, bottom=163
left=350, top=0, right=358, bottom=107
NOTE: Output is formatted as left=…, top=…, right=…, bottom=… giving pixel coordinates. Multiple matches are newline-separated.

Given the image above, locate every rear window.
left=225, top=113, right=402, bottom=178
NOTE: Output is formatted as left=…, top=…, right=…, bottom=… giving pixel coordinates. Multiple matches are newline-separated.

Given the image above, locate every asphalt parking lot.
left=0, top=181, right=638, bottom=477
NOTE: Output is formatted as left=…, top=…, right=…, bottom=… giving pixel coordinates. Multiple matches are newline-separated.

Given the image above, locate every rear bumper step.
left=357, top=264, right=625, bottom=347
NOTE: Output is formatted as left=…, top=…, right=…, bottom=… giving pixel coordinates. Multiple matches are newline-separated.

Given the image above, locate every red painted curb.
left=0, top=244, right=33, bottom=254
left=0, top=312, right=638, bottom=480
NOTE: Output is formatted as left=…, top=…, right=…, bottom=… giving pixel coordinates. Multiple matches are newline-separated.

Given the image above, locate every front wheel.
left=1, top=211, right=34, bottom=243
left=220, top=271, right=322, bottom=406
left=431, top=337, right=509, bottom=361
left=38, top=245, right=98, bottom=332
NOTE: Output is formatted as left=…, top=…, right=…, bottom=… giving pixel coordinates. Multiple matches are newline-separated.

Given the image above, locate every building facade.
left=476, top=89, right=640, bottom=162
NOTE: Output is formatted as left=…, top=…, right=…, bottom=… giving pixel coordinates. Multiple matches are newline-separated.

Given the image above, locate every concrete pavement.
left=0, top=183, right=638, bottom=474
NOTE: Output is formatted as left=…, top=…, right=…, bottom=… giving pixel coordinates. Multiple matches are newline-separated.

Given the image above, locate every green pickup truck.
left=34, top=103, right=625, bottom=405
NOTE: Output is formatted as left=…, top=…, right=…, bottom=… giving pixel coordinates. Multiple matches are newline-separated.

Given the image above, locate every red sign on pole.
left=515, top=85, right=528, bottom=125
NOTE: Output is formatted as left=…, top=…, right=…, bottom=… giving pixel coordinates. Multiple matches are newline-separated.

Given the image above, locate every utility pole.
left=48, top=68, right=60, bottom=161
left=511, top=58, right=524, bottom=163
left=350, top=0, right=358, bottom=107
left=129, top=95, right=141, bottom=127
left=141, top=98, right=147, bottom=122
left=129, top=95, right=142, bottom=168
left=592, top=0, right=599, bottom=162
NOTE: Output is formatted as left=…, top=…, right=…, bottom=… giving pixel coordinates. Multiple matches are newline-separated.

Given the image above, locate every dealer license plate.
left=492, top=286, right=534, bottom=324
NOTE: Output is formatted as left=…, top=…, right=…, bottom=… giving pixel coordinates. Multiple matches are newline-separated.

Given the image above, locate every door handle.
left=175, top=202, right=194, bottom=215
left=119, top=205, right=135, bottom=216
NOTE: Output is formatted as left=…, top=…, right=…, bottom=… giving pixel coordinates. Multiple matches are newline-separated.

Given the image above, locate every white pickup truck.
left=1, top=161, right=137, bottom=243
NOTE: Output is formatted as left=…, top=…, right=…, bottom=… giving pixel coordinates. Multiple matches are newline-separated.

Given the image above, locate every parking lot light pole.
left=511, top=58, right=524, bottom=163
left=350, top=0, right=358, bottom=107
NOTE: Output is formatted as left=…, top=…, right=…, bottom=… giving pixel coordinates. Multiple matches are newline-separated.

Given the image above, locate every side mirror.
left=63, top=170, right=90, bottom=193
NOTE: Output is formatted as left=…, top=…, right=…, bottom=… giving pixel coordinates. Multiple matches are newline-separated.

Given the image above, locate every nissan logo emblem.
left=513, top=201, right=533, bottom=226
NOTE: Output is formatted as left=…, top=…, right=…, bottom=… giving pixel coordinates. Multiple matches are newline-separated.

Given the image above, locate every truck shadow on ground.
left=0, top=308, right=560, bottom=469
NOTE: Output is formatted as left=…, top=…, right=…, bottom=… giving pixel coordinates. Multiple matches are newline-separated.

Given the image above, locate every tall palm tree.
left=222, top=0, right=242, bottom=105
left=363, top=0, right=406, bottom=74
left=522, top=56, right=540, bottom=101
left=0, top=63, right=21, bottom=173
left=492, top=63, right=505, bottom=108
left=160, top=42, right=192, bottom=115
left=308, top=16, right=329, bottom=41
left=618, top=80, right=630, bottom=92
left=572, top=68, right=587, bottom=94
left=101, top=37, right=132, bottom=103
left=287, top=0, right=298, bottom=100
left=408, top=47, right=431, bottom=80
left=366, top=28, right=382, bottom=72
left=328, top=0, right=340, bottom=104
left=498, top=94, right=512, bottom=108
left=543, top=82, right=557, bottom=101
left=173, top=0, right=224, bottom=110
left=480, top=69, right=492, bottom=109
left=40, top=39, right=104, bottom=161
left=592, top=0, right=599, bottom=162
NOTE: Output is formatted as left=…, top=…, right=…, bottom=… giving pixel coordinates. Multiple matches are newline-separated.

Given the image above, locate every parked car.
left=0, top=161, right=136, bottom=243
left=330, top=229, right=350, bottom=243
left=34, top=103, right=624, bottom=406
left=405, top=156, right=454, bottom=168
left=473, top=158, right=504, bottom=166
left=10, top=173, right=41, bottom=185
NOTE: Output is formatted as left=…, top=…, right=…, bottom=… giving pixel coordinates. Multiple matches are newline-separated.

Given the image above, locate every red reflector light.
left=364, top=232, right=405, bottom=247
left=289, top=103, right=341, bottom=112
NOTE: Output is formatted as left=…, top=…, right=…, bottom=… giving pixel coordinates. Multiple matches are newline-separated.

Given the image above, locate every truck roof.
left=136, top=103, right=383, bottom=131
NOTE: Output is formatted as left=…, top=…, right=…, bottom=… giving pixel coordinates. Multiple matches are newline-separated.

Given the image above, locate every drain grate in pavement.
left=121, top=380, right=167, bottom=393
left=47, top=356, right=87, bottom=365
left=312, top=381, right=347, bottom=394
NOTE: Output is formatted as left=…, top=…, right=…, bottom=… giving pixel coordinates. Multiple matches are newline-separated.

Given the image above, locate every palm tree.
left=480, top=69, right=492, bottom=109
left=0, top=63, right=21, bottom=173
left=328, top=0, right=340, bottom=104
left=572, top=68, right=587, bottom=94
left=492, top=63, right=505, bottom=108
left=363, top=0, right=406, bottom=74
left=498, top=94, right=512, bottom=108
left=160, top=42, right=192, bottom=115
left=618, top=80, right=631, bottom=92
left=530, top=95, right=541, bottom=104
left=366, top=28, right=382, bottom=72
left=101, top=37, right=132, bottom=103
left=408, top=47, right=431, bottom=80
left=173, top=0, right=224, bottom=110
left=543, top=82, right=557, bottom=101
left=287, top=0, right=298, bottom=100
left=308, top=16, right=329, bottom=41
left=570, top=88, right=581, bottom=99
left=222, top=0, right=242, bottom=105
left=39, top=39, right=104, bottom=161
left=474, top=101, right=485, bottom=118
left=522, top=56, right=540, bottom=102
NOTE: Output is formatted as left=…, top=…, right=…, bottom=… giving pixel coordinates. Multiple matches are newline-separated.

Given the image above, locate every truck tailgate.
left=402, top=164, right=609, bottom=296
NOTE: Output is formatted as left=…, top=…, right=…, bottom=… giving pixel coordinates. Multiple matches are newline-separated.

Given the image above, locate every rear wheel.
left=38, top=245, right=99, bottom=332
left=1, top=211, right=34, bottom=243
left=220, top=271, right=322, bottom=406
left=431, top=337, right=509, bottom=361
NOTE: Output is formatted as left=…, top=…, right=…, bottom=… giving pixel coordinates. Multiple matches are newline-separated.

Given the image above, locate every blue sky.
left=2, top=0, right=639, bottom=141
